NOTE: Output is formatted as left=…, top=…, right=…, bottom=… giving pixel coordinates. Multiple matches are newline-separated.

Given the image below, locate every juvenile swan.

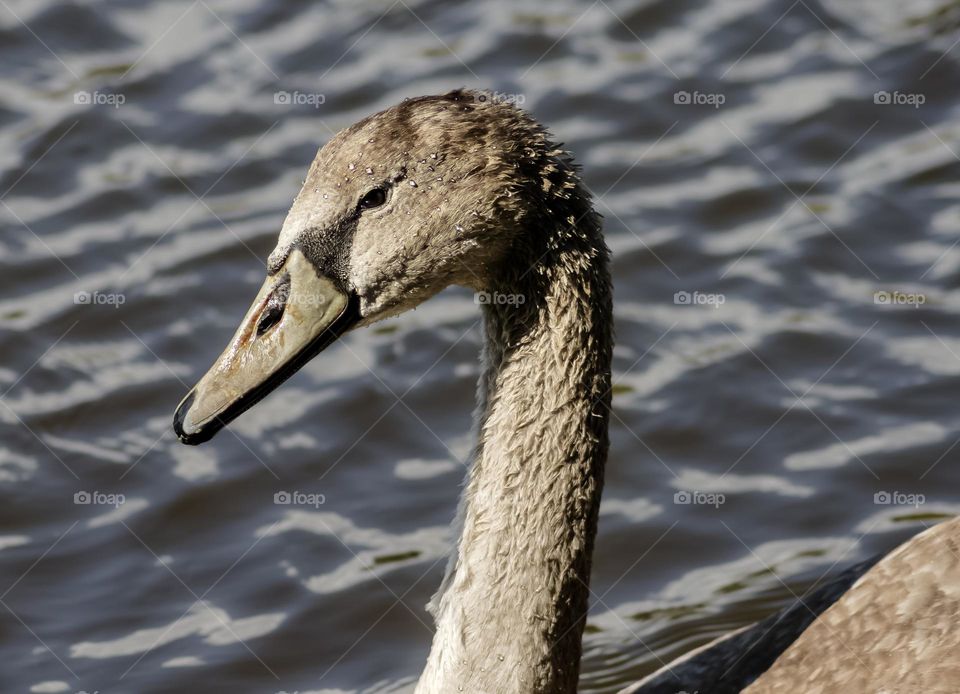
left=174, top=90, right=960, bottom=693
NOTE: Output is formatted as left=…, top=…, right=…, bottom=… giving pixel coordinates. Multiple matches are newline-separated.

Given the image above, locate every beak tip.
left=174, top=389, right=226, bottom=445
left=173, top=390, right=203, bottom=445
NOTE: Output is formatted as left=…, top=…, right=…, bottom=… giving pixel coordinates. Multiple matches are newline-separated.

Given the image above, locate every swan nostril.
left=256, top=275, right=290, bottom=336
left=256, top=303, right=284, bottom=335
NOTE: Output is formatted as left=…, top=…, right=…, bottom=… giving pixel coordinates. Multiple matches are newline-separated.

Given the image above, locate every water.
left=2, top=0, right=959, bottom=692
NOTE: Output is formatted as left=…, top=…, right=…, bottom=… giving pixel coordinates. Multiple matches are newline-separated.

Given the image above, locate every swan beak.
left=173, top=248, right=359, bottom=445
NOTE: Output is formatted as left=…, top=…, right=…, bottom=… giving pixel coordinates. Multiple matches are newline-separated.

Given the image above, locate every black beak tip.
left=173, top=390, right=204, bottom=446
left=173, top=390, right=225, bottom=446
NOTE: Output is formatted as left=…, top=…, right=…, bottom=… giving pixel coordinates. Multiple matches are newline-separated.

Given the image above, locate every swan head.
left=174, top=89, right=560, bottom=444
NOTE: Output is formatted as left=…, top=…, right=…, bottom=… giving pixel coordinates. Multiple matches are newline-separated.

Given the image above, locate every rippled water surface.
left=3, top=0, right=960, bottom=692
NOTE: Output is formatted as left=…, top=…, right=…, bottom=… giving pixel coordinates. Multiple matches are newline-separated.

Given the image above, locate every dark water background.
left=2, top=0, right=960, bottom=692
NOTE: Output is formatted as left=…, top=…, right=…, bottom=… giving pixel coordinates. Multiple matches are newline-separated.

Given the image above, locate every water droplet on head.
left=365, top=167, right=373, bottom=175
left=348, top=163, right=356, bottom=171
left=455, top=224, right=464, bottom=233
left=409, top=180, right=418, bottom=187
left=430, top=153, right=437, bottom=159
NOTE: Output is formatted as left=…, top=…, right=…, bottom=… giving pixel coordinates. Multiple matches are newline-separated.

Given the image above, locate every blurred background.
left=2, top=0, right=960, bottom=692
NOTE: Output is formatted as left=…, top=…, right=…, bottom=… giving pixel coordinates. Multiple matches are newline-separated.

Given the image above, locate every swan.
left=173, top=89, right=959, bottom=693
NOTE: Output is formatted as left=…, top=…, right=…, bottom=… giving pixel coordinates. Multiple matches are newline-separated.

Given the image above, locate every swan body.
left=173, top=90, right=958, bottom=693
left=746, top=515, right=960, bottom=693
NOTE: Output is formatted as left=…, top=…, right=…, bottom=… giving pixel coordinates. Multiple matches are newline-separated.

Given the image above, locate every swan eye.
left=358, top=187, right=387, bottom=211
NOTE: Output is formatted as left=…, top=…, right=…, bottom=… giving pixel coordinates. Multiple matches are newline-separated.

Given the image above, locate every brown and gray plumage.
left=745, top=517, right=960, bottom=693
left=171, top=89, right=959, bottom=693
left=625, top=518, right=960, bottom=694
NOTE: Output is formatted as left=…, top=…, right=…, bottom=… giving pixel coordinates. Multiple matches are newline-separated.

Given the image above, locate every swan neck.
left=419, top=205, right=612, bottom=693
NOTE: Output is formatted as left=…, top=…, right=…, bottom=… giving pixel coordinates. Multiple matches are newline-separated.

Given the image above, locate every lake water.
left=2, top=0, right=959, bottom=692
